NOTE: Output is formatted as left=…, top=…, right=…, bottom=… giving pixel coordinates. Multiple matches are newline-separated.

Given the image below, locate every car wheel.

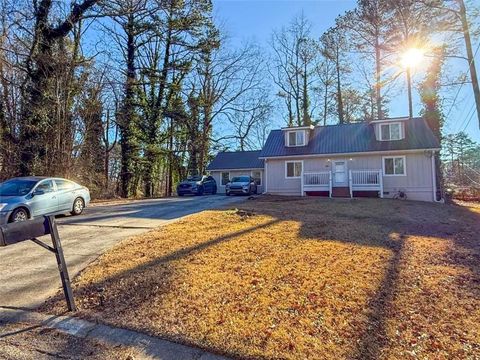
left=178, top=192, right=184, bottom=197
left=226, top=191, right=230, bottom=196
left=10, top=208, right=28, bottom=223
left=71, top=197, right=85, bottom=216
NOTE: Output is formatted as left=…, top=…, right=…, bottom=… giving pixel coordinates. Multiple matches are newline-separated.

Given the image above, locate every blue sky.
left=213, top=0, right=480, bottom=142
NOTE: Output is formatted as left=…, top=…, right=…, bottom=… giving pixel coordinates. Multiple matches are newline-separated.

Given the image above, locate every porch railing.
left=303, top=171, right=332, bottom=197
left=348, top=170, right=383, bottom=198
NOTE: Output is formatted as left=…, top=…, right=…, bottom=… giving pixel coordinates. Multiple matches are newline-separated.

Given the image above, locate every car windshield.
left=0, top=179, right=38, bottom=196
left=231, top=176, right=250, bottom=183
left=186, top=176, right=202, bottom=181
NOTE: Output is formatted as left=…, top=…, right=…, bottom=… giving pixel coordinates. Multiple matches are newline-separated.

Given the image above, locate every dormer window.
left=287, top=130, right=305, bottom=147
left=380, top=122, right=402, bottom=141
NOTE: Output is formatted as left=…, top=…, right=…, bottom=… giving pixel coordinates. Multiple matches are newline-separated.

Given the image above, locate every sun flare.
left=401, top=48, right=425, bottom=69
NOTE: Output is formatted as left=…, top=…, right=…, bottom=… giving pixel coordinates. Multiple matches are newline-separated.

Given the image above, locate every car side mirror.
left=33, top=189, right=45, bottom=196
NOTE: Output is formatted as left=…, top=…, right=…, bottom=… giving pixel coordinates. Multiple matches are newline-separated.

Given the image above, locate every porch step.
left=332, top=187, right=350, bottom=198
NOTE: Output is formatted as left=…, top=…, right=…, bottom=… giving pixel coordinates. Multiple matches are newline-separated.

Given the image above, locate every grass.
left=44, top=197, right=480, bottom=359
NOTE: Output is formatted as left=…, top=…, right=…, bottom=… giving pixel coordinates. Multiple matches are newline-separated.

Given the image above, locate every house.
left=206, top=150, right=265, bottom=194
left=207, top=117, right=441, bottom=202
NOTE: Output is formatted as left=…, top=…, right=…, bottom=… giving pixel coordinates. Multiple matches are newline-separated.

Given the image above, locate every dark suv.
left=177, top=175, right=217, bottom=196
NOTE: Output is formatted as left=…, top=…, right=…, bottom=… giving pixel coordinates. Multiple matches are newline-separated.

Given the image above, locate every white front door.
left=333, top=160, right=348, bottom=186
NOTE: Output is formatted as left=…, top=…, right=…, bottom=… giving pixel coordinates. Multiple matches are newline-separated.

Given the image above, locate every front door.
left=333, top=160, right=348, bottom=187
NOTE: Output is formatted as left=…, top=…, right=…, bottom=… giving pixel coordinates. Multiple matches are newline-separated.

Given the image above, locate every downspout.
left=263, top=159, right=268, bottom=194
left=431, top=151, right=444, bottom=203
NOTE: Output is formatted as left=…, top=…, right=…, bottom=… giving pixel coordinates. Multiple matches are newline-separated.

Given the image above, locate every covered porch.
left=302, top=170, right=384, bottom=198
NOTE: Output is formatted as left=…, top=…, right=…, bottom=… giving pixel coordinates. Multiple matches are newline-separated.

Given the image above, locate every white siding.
left=264, top=152, right=435, bottom=201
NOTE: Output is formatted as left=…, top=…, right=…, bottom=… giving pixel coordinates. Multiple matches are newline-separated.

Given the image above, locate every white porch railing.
left=348, top=169, right=384, bottom=198
left=303, top=171, right=332, bottom=197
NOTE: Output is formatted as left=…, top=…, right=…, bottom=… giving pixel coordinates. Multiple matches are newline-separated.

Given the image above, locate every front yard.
left=44, top=197, right=480, bottom=359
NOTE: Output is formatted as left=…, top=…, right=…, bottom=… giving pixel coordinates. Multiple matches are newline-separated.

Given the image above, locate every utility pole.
left=458, top=0, right=480, bottom=129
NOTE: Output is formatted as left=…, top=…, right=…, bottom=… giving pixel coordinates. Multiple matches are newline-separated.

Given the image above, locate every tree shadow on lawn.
left=42, top=197, right=480, bottom=359
left=245, top=197, right=480, bottom=359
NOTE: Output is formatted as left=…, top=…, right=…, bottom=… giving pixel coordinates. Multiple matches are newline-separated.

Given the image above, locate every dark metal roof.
left=260, top=117, right=440, bottom=158
left=207, top=150, right=264, bottom=170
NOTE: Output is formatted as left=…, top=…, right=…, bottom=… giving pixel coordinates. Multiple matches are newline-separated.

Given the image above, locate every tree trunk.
left=119, top=15, right=136, bottom=198
left=323, top=83, right=328, bottom=126
left=407, top=68, right=413, bottom=118
left=19, top=0, right=97, bottom=176
left=302, top=60, right=310, bottom=126
left=375, top=30, right=382, bottom=119
left=167, top=117, right=174, bottom=197
left=144, top=25, right=172, bottom=197
left=336, top=51, right=344, bottom=124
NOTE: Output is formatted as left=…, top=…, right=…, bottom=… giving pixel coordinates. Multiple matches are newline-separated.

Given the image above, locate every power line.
left=462, top=103, right=477, bottom=132
left=457, top=101, right=476, bottom=132
left=445, top=40, right=480, bottom=129
left=463, top=172, right=480, bottom=187
left=461, top=161, right=480, bottom=177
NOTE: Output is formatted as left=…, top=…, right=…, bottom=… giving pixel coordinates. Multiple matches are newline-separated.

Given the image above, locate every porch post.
left=349, top=170, right=353, bottom=198
left=301, top=165, right=305, bottom=197
left=379, top=169, right=384, bottom=198
left=329, top=171, right=332, bottom=198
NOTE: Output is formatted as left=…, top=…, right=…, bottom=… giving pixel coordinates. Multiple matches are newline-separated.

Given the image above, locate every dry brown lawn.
left=44, top=197, right=480, bottom=360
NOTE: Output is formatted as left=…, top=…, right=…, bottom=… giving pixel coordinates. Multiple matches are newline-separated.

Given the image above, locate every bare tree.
left=270, top=14, right=319, bottom=126
left=220, top=89, right=272, bottom=150
left=339, top=0, right=393, bottom=119
left=321, top=25, right=350, bottom=124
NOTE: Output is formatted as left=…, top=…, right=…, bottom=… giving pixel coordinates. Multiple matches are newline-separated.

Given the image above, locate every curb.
left=0, top=308, right=230, bottom=360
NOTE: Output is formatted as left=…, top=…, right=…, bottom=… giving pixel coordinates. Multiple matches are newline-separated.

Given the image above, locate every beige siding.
left=210, top=170, right=264, bottom=194
left=265, top=152, right=435, bottom=201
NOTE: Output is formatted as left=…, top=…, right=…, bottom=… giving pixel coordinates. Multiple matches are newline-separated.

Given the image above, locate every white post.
left=431, top=154, right=437, bottom=202
left=329, top=171, right=332, bottom=198
left=301, top=166, right=304, bottom=197
left=379, top=169, right=384, bottom=198
left=349, top=170, right=353, bottom=198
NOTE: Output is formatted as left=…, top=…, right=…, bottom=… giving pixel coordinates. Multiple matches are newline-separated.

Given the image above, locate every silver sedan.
left=0, top=177, right=91, bottom=224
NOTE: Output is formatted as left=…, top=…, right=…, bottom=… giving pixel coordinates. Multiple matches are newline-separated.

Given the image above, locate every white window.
left=383, top=156, right=406, bottom=176
left=380, top=123, right=402, bottom=141
left=287, top=130, right=305, bottom=146
left=221, top=172, right=230, bottom=186
left=251, top=171, right=262, bottom=186
left=285, top=161, right=302, bottom=178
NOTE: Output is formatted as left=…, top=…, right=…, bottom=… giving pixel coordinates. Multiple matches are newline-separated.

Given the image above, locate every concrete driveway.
left=0, top=195, right=246, bottom=309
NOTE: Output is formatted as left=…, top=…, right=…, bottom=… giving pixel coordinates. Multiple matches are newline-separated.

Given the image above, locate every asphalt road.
left=0, top=195, right=246, bottom=310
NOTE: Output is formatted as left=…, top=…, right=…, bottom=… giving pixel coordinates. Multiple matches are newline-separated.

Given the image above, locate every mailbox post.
left=0, top=216, right=76, bottom=311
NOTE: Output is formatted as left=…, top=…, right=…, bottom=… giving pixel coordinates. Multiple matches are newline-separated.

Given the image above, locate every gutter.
left=259, top=148, right=441, bottom=160
left=207, top=167, right=264, bottom=172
